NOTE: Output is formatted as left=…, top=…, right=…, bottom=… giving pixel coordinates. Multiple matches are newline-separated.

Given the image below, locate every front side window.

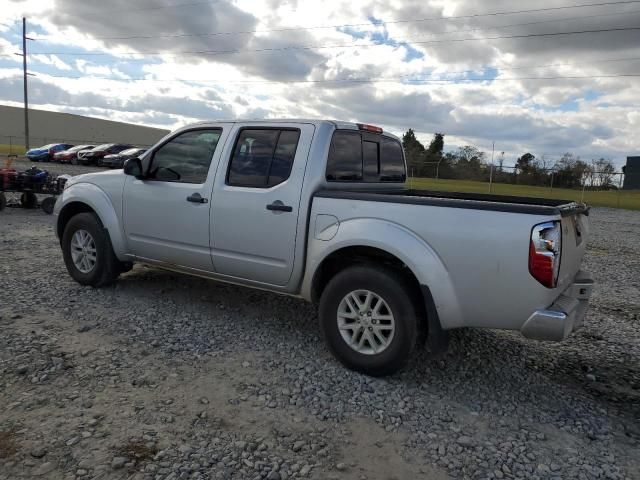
left=227, top=128, right=300, bottom=188
left=147, top=129, right=221, bottom=184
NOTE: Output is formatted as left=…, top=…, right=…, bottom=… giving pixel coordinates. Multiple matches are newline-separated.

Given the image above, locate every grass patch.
left=0, top=429, right=18, bottom=458
left=114, top=440, right=157, bottom=462
left=0, top=144, right=26, bottom=156
left=409, top=177, right=640, bottom=211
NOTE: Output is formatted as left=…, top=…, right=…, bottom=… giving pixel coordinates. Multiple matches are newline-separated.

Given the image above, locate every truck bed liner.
left=315, top=189, right=589, bottom=216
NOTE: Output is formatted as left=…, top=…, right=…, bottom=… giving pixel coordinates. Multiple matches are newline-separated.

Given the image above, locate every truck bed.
left=315, top=189, right=589, bottom=216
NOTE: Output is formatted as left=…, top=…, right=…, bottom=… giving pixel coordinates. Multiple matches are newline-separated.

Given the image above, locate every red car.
left=53, top=145, right=95, bottom=164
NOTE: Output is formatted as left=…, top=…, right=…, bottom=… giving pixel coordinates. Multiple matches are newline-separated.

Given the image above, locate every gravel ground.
left=0, top=181, right=639, bottom=479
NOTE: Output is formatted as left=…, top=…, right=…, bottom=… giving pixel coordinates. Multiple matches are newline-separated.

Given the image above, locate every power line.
left=23, top=71, right=640, bottom=86
left=30, top=26, right=640, bottom=57
left=28, top=56, right=640, bottom=84
left=74, top=0, right=640, bottom=39
left=32, top=8, right=640, bottom=43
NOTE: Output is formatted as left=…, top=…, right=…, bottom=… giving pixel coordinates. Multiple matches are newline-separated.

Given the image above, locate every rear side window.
left=326, top=130, right=406, bottom=182
left=227, top=128, right=300, bottom=188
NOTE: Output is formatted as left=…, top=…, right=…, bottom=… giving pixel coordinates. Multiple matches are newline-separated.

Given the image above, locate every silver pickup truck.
left=54, top=119, right=594, bottom=376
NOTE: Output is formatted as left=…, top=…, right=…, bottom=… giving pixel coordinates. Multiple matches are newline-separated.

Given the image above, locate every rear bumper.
left=77, top=157, right=96, bottom=165
left=520, top=270, right=594, bottom=341
left=101, top=159, right=123, bottom=167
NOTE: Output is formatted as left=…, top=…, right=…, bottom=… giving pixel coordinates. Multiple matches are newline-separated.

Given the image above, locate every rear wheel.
left=20, top=192, right=38, bottom=209
left=61, top=213, right=120, bottom=287
left=319, top=265, right=419, bottom=376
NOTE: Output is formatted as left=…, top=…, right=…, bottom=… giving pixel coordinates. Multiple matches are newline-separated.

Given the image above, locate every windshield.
left=120, top=148, right=141, bottom=155
left=68, top=145, right=91, bottom=152
left=93, top=143, right=115, bottom=151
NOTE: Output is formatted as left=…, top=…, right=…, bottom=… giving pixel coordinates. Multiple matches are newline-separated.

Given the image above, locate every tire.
left=70, top=157, right=78, bottom=165
left=0, top=192, right=6, bottom=211
left=319, top=265, right=419, bottom=376
left=119, top=262, right=133, bottom=273
left=41, top=196, right=56, bottom=214
left=20, top=192, right=38, bottom=209
left=61, top=212, right=120, bottom=287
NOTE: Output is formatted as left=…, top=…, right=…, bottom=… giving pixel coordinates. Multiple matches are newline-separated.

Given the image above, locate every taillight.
left=357, top=123, right=383, bottom=133
left=529, top=221, right=562, bottom=288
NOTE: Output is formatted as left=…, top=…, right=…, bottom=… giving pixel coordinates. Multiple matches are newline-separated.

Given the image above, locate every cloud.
left=1, top=0, right=638, bottom=165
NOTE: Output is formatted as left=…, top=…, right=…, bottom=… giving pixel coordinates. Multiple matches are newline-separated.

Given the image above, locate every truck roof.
left=183, top=119, right=401, bottom=141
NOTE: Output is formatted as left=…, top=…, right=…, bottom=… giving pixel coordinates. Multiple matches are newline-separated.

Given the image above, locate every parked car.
left=54, top=120, right=594, bottom=376
left=101, top=148, right=147, bottom=169
left=77, top=143, right=134, bottom=166
left=54, top=145, right=96, bottom=164
left=26, top=143, right=74, bottom=162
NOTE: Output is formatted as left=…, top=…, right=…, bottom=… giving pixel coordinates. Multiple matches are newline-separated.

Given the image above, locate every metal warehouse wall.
left=623, top=156, right=640, bottom=190
left=0, top=105, right=170, bottom=147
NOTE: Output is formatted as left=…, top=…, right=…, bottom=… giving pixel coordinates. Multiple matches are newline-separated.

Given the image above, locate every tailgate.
left=557, top=210, right=590, bottom=289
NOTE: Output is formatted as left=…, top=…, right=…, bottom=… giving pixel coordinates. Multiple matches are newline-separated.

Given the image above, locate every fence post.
left=549, top=171, right=554, bottom=193
left=488, top=141, right=495, bottom=193
left=617, top=172, right=623, bottom=208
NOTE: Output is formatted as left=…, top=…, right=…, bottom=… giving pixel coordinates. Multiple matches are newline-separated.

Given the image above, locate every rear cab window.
left=326, top=130, right=406, bottom=182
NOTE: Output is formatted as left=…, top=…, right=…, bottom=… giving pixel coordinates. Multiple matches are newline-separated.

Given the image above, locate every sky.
left=1, top=0, right=639, bottom=167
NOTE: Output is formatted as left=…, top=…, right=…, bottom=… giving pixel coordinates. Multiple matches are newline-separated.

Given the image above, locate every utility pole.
left=488, top=140, right=495, bottom=193
left=22, top=17, right=30, bottom=151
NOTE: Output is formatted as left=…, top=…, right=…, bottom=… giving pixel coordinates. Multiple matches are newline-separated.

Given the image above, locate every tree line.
left=401, top=129, right=620, bottom=189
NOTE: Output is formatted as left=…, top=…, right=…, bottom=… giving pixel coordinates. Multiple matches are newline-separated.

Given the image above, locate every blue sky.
left=1, top=0, right=639, bottom=167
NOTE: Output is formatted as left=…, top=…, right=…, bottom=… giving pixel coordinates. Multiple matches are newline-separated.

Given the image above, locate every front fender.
left=54, top=183, right=128, bottom=260
left=301, top=217, right=463, bottom=330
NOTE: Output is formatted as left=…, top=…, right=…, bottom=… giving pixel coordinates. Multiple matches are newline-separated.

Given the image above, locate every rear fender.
left=302, top=218, right=463, bottom=330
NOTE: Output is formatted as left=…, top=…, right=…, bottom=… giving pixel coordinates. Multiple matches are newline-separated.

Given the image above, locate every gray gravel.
left=0, top=199, right=639, bottom=479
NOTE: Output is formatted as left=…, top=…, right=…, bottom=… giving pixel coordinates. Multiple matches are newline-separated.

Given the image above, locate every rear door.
left=210, top=123, right=315, bottom=285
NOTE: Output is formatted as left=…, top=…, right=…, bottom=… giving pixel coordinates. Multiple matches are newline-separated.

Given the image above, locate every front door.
left=211, top=123, right=315, bottom=285
left=122, top=127, right=228, bottom=271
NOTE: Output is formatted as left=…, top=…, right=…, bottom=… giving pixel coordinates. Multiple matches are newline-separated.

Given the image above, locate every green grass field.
left=409, top=177, right=640, bottom=211
left=0, top=144, right=26, bottom=156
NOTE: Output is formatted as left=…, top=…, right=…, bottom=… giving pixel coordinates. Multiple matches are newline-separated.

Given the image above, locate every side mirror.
left=123, top=157, right=144, bottom=179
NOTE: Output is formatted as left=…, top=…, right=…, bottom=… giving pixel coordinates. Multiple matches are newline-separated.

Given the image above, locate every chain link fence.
left=408, top=162, right=636, bottom=209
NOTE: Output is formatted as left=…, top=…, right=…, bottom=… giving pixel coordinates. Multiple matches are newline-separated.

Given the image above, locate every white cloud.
left=0, top=0, right=638, bottom=166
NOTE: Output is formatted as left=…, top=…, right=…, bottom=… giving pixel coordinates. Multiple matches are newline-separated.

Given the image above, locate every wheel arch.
left=303, top=218, right=463, bottom=333
left=55, top=184, right=128, bottom=260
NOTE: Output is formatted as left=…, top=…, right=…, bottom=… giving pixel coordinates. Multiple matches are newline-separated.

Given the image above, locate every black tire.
left=319, top=265, right=419, bottom=376
left=20, top=192, right=38, bottom=209
left=0, top=192, right=6, bottom=211
left=119, top=262, right=134, bottom=273
left=41, top=196, right=56, bottom=214
left=61, top=212, right=120, bottom=287
left=70, top=157, right=78, bottom=165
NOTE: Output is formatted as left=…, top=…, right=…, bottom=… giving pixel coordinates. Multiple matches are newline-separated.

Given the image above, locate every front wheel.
left=61, top=213, right=120, bottom=287
left=319, top=265, right=419, bottom=376
left=41, top=196, right=56, bottom=214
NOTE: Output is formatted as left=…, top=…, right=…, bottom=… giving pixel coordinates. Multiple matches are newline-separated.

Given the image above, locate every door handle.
left=266, top=201, right=293, bottom=212
left=186, top=193, right=208, bottom=204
